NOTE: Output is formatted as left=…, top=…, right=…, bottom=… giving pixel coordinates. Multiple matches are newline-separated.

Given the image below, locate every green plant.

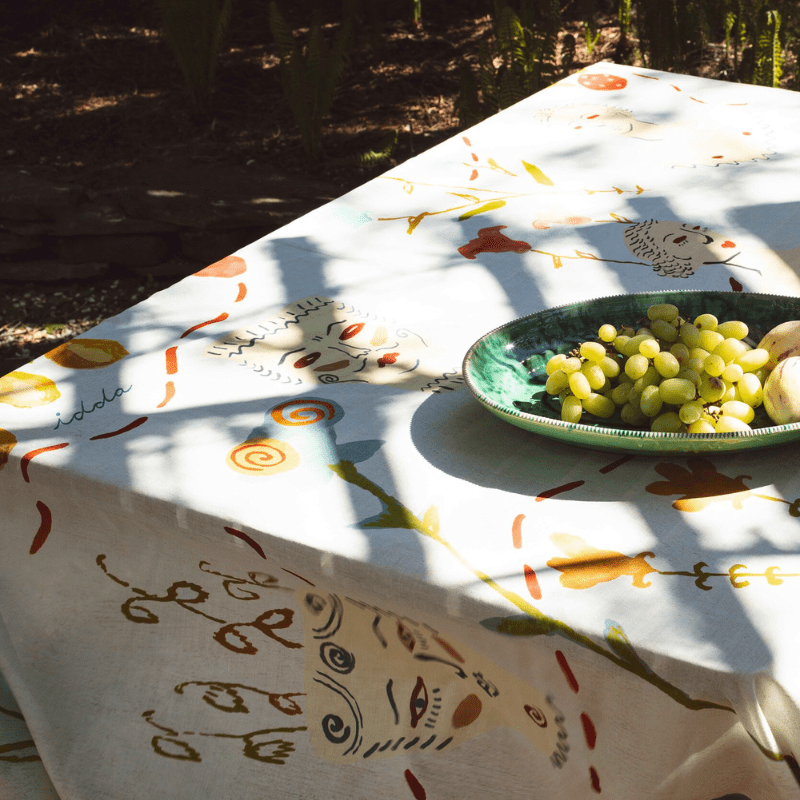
left=455, top=0, right=563, bottom=128
left=156, top=0, right=233, bottom=110
left=269, top=1, right=353, bottom=162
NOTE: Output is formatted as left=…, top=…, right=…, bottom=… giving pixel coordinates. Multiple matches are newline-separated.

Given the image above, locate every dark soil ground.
left=2, top=1, right=797, bottom=372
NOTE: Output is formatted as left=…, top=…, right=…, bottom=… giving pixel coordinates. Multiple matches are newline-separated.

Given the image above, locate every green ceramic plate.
left=463, top=290, right=800, bottom=454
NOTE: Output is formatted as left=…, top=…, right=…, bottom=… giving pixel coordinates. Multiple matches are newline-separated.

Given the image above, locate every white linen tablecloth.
left=3, top=63, right=800, bottom=799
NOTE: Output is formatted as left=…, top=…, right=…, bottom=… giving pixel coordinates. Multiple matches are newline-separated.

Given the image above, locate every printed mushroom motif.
left=577, top=73, right=628, bottom=91
left=45, top=339, right=129, bottom=369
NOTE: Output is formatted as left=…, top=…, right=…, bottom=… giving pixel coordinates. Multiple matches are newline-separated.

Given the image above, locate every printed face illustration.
left=300, top=592, right=560, bottom=763
left=623, top=220, right=743, bottom=278
left=205, top=297, right=462, bottom=392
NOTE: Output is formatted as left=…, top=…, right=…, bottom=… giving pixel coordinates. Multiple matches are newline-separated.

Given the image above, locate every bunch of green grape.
left=543, top=303, right=771, bottom=433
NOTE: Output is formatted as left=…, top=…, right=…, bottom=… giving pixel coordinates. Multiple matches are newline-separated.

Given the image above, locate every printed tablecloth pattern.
left=3, top=63, right=800, bottom=799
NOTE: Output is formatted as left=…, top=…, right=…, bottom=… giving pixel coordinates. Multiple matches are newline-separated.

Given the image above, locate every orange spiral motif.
left=227, top=438, right=300, bottom=476
left=270, top=399, right=337, bottom=427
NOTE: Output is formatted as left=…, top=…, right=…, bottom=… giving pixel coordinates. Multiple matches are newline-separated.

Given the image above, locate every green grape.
left=621, top=334, right=654, bottom=357
left=670, top=342, right=690, bottom=363
left=633, top=365, right=659, bottom=393
left=714, top=337, right=748, bottom=364
left=611, top=382, right=634, bottom=405
left=580, top=341, right=607, bottom=362
left=698, top=374, right=725, bottom=402
left=651, top=411, right=683, bottom=432
left=636, top=327, right=653, bottom=337
left=545, top=353, right=567, bottom=375
left=688, top=347, right=710, bottom=362
left=562, top=357, right=581, bottom=374
left=685, top=356, right=705, bottom=374
left=581, top=361, right=606, bottom=390
left=735, top=348, right=769, bottom=372
left=568, top=371, right=592, bottom=399
left=647, top=303, right=679, bottom=322
left=679, top=322, right=702, bottom=348
left=614, top=334, right=632, bottom=353
left=714, top=415, right=752, bottom=433
left=719, top=400, right=755, bottom=424
left=639, top=338, right=661, bottom=358
left=619, top=325, right=636, bottom=338
left=721, top=363, right=744, bottom=383
left=561, top=395, right=583, bottom=423
left=599, top=355, right=621, bottom=378
left=583, top=392, right=615, bottom=418
left=653, top=351, right=680, bottom=378
left=738, top=373, right=763, bottom=407
left=715, top=320, right=748, bottom=340
left=650, top=319, right=679, bottom=342
left=703, top=354, right=726, bottom=377
left=545, top=370, right=570, bottom=395
left=659, top=378, right=696, bottom=405
left=679, top=400, right=705, bottom=424
left=598, top=324, right=617, bottom=342
left=621, top=400, right=647, bottom=426
left=694, top=313, right=718, bottom=331
left=640, top=385, right=663, bottom=417
left=676, top=367, right=701, bottom=386
left=688, top=419, right=716, bottom=433
left=720, top=381, right=737, bottom=404
left=699, top=329, right=724, bottom=353
left=625, top=353, right=649, bottom=379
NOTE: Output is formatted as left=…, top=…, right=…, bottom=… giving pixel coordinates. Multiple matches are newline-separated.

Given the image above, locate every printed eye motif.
left=293, top=352, right=321, bottom=369
left=397, top=622, right=416, bottom=652
left=409, top=676, right=429, bottom=728
left=340, top=323, right=365, bottom=341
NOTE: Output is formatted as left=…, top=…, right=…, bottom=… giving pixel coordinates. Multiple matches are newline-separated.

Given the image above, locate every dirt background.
left=2, top=0, right=796, bottom=373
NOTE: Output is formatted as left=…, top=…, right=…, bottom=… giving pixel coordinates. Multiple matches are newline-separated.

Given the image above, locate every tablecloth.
left=3, top=62, right=800, bottom=799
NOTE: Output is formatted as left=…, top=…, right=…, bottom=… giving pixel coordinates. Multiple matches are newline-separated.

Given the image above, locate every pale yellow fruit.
left=763, top=356, right=800, bottom=425
left=757, top=320, right=800, bottom=371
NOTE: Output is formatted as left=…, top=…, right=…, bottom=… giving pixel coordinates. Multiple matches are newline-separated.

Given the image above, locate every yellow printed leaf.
left=422, top=505, right=440, bottom=535
left=521, top=161, right=554, bottom=186
left=458, top=200, right=506, bottom=220
left=448, top=192, right=481, bottom=203
left=487, top=158, right=515, bottom=175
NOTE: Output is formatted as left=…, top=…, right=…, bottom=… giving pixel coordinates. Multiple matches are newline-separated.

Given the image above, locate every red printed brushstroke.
left=165, top=346, right=178, bottom=375
left=235, top=282, right=247, bottom=303
left=469, top=169, right=478, bottom=181
left=281, top=568, right=316, bottom=586
left=225, top=526, right=267, bottom=559
left=556, top=650, right=580, bottom=693
left=690, top=96, right=706, bottom=103
left=180, top=312, right=229, bottom=339
left=512, top=513, right=525, bottom=549
left=404, top=769, right=426, bottom=800
left=671, top=84, right=682, bottom=91
left=599, top=455, right=633, bottom=474
left=536, top=480, right=585, bottom=501
left=194, top=255, right=247, bottom=278
left=157, top=381, right=176, bottom=409
left=581, top=712, right=597, bottom=749
left=89, top=417, right=148, bottom=440
left=458, top=225, right=532, bottom=260
left=29, top=501, right=52, bottom=554
left=730, top=277, right=743, bottom=292
left=21, top=442, right=69, bottom=483
left=432, top=635, right=465, bottom=663
left=462, top=136, right=472, bottom=146
left=377, top=352, right=400, bottom=367
left=471, top=152, right=479, bottom=162
left=590, top=766, right=602, bottom=793
left=523, top=564, right=542, bottom=600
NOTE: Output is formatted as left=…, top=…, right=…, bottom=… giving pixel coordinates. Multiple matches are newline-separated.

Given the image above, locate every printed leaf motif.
left=521, top=160, right=554, bottom=185
left=151, top=736, right=202, bottom=762
left=457, top=200, right=507, bottom=220
left=646, top=457, right=752, bottom=511
left=0, top=428, right=16, bottom=471
left=422, top=505, right=440, bottom=535
left=603, top=620, right=653, bottom=673
left=547, top=533, right=656, bottom=589
left=0, top=740, right=41, bottom=763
